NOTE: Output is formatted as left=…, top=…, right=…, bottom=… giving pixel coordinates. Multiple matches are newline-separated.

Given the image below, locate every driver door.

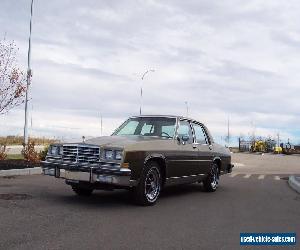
left=168, top=119, right=200, bottom=177
left=191, top=122, right=213, bottom=174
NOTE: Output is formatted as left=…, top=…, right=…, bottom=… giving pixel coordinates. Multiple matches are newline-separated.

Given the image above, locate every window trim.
left=176, top=119, right=194, bottom=144
left=191, top=122, right=210, bottom=145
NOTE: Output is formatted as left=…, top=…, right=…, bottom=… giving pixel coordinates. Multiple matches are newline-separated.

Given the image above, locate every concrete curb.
left=0, top=167, right=42, bottom=177
left=288, top=176, right=300, bottom=194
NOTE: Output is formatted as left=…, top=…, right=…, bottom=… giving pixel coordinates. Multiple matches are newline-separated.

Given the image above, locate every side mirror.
left=181, top=135, right=189, bottom=142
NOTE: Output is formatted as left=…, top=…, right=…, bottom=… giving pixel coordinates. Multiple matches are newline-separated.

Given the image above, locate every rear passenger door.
left=191, top=123, right=213, bottom=174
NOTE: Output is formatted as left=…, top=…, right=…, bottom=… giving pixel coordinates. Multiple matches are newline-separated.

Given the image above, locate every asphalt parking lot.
left=0, top=153, right=299, bottom=250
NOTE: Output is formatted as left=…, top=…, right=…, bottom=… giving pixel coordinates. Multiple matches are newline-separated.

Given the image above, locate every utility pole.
left=184, top=101, right=189, bottom=117
left=100, top=113, right=103, bottom=136
left=139, top=69, right=155, bottom=115
left=227, top=116, right=230, bottom=145
left=23, top=0, right=34, bottom=146
left=251, top=120, right=256, bottom=142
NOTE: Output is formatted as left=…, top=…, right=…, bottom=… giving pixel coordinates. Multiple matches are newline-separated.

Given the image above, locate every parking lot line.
left=230, top=173, right=238, bottom=177
left=232, top=162, right=245, bottom=167
left=274, top=176, right=281, bottom=181
left=243, top=174, right=251, bottom=178
left=258, top=175, right=265, bottom=180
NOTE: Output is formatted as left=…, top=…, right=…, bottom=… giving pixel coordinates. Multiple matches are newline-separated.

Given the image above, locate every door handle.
left=192, top=143, right=198, bottom=149
left=209, top=145, right=213, bottom=150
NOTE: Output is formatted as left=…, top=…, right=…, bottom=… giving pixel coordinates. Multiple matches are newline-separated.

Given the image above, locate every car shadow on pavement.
left=53, top=183, right=207, bottom=208
left=161, top=183, right=205, bottom=198
left=54, top=190, right=134, bottom=208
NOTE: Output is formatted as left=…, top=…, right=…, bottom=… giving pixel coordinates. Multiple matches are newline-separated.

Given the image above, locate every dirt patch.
left=280, top=176, right=289, bottom=180
left=2, top=176, right=16, bottom=179
left=0, top=193, right=32, bottom=200
left=0, top=159, right=40, bottom=170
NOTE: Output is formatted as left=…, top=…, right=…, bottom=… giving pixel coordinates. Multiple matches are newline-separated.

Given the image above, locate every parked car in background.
left=42, top=115, right=233, bottom=206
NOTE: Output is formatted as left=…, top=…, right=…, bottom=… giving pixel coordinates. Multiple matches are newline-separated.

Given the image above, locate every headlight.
left=115, top=150, right=123, bottom=160
left=51, top=146, right=58, bottom=155
left=49, top=145, right=62, bottom=155
left=105, top=150, right=114, bottom=160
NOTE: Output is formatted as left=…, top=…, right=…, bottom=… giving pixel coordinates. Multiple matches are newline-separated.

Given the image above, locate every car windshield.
left=113, top=117, right=176, bottom=139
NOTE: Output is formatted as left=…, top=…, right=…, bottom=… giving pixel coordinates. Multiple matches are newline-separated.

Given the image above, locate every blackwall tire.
left=133, top=161, right=162, bottom=206
left=203, top=163, right=219, bottom=192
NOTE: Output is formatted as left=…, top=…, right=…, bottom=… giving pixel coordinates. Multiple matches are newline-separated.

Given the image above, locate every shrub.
left=0, top=144, right=7, bottom=160
left=39, top=145, right=49, bottom=161
left=22, top=141, right=40, bottom=163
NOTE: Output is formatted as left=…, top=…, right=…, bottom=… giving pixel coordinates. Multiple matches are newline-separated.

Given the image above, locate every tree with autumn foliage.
left=0, top=39, right=26, bottom=115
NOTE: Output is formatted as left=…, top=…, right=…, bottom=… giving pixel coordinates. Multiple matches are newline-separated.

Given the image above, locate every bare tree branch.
left=0, top=39, right=26, bottom=115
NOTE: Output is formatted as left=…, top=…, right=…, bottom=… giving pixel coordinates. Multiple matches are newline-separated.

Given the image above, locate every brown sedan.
left=42, top=115, right=234, bottom=206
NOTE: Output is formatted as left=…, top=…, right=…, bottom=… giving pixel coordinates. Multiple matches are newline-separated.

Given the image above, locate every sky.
left=1, top=0, right=300, bottom=145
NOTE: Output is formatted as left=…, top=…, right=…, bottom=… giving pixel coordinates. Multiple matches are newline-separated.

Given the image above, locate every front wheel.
left=203, top=163, right=219, bottom=192
left=71, top=185, right=94, bottom=196
left=133, top=161, right=162, bottom=206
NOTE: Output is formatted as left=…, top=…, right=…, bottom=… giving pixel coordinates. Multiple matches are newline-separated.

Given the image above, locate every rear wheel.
left=71, top=185, right=94, bottom=196
left=203, top=163, right=219, bottom=192
left=133, top=161, right=162, bottom=206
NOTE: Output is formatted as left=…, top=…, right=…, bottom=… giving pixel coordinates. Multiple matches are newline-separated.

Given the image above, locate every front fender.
left=144, top=153, right=166, bottom=165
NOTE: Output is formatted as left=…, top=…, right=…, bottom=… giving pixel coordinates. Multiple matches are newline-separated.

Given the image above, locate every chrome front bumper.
left=42, top=162, right=136, bottom=187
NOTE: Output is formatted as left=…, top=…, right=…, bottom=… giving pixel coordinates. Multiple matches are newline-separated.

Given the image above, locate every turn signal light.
left=121, top=163, right=129, bottom=168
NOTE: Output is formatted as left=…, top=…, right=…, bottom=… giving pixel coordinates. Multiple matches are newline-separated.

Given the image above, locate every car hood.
left=84, top=135, right=164, bottom=148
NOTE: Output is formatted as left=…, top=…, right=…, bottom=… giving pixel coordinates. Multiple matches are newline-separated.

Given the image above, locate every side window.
left=140, top=123, right=154, bottom=136
left=161, top=125, right=175, bottom=138
left=193, top=123, right=207, bottom=144
left=177, top=120, right=193, bottom=144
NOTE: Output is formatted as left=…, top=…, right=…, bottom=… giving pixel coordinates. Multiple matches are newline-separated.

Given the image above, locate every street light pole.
left=139, top=69, right=155, bottom=115
left=24, top=0, right=34, bottom=146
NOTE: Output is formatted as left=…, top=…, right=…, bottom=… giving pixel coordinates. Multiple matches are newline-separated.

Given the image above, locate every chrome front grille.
left=63, top=145, right=100, bottom=163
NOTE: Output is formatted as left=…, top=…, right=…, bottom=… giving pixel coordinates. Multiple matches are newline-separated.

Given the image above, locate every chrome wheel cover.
left=145, top=167, right=161, bottom=202
left=211, top=166, right=219, bottom=189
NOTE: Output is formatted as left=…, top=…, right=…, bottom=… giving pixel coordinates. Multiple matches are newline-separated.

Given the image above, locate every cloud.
left=1, top=0, right=300, bottom=145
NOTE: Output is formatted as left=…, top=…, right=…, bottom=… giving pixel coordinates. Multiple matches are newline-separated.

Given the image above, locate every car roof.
left=127, top=115, right=214, bottom=143
left=130, top=115, right=202, bottom=124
